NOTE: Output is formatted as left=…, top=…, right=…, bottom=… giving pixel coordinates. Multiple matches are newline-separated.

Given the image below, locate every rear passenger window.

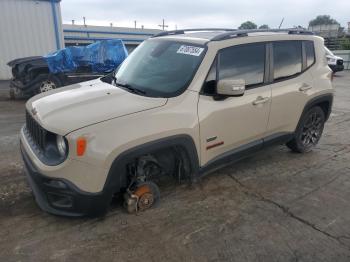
left=219, top=43, right=265, bottom=87
left=273, top=41, right=302, bottom=81
left=305, top=41, right=315, bottom=68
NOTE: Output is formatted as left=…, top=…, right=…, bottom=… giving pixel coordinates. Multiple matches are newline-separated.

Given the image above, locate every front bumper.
left=21, top=143, right=113, bottom=217
left=329, top=64, right=344, bottom=72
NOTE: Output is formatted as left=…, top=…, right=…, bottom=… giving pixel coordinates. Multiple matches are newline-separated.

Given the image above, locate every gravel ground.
left=0, top=72, right=350, bottom=262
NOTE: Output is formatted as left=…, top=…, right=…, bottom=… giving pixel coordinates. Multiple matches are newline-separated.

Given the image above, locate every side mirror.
left=217, top=79, right=245, bottom=96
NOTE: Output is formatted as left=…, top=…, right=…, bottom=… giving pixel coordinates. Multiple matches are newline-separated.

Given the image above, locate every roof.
left=31, top=0, right=61, bottom=2
left=152, top=28, right=315, bottom=43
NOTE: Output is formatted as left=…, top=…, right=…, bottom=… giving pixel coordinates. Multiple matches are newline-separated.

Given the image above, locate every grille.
left=337, top=60, right=343, bottom=65
left=26, top=111, right=47, bottom=151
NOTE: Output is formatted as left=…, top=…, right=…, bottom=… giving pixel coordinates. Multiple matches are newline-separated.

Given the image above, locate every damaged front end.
left=8, top=56, right=53, bottom=99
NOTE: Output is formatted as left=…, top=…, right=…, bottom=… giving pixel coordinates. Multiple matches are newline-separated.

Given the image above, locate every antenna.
left=279, top=18, right=284, bottom=29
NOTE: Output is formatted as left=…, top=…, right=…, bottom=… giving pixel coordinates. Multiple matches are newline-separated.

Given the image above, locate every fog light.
left=47, top=193, right=73, bottom=208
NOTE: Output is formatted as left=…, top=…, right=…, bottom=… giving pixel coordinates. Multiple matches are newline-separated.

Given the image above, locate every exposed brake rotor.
left=124, top=181, right=160, bottom=214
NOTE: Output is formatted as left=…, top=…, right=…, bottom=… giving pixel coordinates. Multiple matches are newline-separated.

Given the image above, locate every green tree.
left=239, top=21, right=257, bottom=30
left=258, top=24, right=269, bottom=29
left=309, top=15, right=339, bottom=27
left=340, top=38, right=350, bottom=50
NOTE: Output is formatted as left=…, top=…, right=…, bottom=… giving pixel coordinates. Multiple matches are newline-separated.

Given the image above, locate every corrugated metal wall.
left=0, top=0, right=64, bottom=79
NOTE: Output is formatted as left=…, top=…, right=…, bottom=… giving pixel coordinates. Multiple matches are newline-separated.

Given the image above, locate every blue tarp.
left=45, top=39, right=128, bottom=74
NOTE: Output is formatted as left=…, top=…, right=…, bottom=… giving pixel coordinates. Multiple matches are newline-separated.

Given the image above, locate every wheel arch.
left=301, top=93, right=333, bottom=122
left=103, top=134, right=200, bottom=193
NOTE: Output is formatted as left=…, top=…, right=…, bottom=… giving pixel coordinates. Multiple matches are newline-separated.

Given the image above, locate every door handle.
left=299, top=83, right=312, bottom=92
left=252, top=96, right=270, bottom=105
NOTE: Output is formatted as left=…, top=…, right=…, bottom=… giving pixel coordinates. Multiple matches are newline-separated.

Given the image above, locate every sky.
left=61, top=0, right=350, bottom=30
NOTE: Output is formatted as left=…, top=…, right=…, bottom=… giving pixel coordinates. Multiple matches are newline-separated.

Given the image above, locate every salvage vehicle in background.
left=325, top=46, right=344, bottom=73
left=8, top=39, right=128, bottom=99
left=20, top=29, right=333, bottom=217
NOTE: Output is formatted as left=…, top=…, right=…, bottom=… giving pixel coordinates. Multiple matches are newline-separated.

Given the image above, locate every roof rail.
left=211, top=28, right=314, bottom=41
left=152, top=28, right=236, bottom=38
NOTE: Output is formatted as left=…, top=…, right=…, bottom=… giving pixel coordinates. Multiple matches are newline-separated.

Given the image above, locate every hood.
left=26, top=79, right=167, bottom=135
left=334, top=55, right=343, bottom=61
left=7, top=56, right=46, bottom=67
left=326, top=54, right=343, bottom=61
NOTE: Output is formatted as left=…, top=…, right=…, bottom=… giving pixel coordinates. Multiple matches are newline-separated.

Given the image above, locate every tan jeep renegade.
left=20, top=29, right=334, bottom=217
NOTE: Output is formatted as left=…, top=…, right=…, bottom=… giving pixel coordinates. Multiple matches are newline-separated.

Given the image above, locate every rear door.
left=267, top=40, right=315, bottom=135
left=198, top=42, right=272, bottom=166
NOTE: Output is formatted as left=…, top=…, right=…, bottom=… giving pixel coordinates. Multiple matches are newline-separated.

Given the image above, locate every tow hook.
left=123, top=181, right=160, bottom=214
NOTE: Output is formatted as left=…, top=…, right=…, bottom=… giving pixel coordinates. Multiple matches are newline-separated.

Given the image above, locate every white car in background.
left=325, top=46, right=344, bottom=72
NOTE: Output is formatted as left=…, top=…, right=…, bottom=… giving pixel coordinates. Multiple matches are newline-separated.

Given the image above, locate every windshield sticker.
left=177, top=45, right=204, bottom=56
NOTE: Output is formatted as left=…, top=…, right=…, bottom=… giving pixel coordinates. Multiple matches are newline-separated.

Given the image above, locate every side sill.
left=199, top=132, right=294, bottom=177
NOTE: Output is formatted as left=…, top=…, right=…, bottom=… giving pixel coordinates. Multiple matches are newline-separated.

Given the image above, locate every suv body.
left=20, top=29, right=334, bottom=217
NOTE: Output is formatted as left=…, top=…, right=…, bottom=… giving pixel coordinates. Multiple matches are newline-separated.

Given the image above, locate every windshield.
left=115, top=40, right=206, bottom=97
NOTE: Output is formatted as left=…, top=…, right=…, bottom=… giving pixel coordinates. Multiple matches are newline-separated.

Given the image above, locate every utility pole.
left=134, top=20, right=137, bottom=29
left=83, top=16, right=87, bottom=27
left=72, top=19, right=75, bottom=25
left=158, top=19, right=168, bottom=31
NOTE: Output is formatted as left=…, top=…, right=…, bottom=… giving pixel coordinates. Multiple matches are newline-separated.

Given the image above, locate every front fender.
left=103, top=135, right=200, bottom=193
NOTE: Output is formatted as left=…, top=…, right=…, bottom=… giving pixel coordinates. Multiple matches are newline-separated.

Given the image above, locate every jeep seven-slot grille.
left=26, top=111, right=47, bottom=151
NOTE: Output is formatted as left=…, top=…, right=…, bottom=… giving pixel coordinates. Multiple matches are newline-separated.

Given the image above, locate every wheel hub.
left=39, top=80, right=56, bottom=93
left=123, top=182, right=160, bottom=214
left=301, top=112, right=322, bottom=146
left=137, top=191, right=154, bottom=211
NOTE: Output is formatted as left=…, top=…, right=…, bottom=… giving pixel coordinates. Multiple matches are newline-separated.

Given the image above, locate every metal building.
left=63, top=24, right=162, bottom=53
left=0, top=0, right=64, bottom=80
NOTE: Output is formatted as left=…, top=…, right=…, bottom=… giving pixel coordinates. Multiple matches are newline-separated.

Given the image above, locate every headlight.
left=56, top=135, right=68, bottom=156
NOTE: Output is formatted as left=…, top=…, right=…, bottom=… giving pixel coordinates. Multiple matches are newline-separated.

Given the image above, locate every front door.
left=198, top=42, right=271, bottom=166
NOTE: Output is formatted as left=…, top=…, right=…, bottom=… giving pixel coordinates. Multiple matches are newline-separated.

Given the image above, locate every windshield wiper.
left=115, top=81, right=147, bottom=95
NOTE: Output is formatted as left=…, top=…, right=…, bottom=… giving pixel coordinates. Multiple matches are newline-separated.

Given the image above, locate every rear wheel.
left=286, top=106, right=325, bottom=153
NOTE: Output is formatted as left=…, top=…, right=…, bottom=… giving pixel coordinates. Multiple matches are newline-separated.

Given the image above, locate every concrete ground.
left=0, top=73, right=350, bottom=262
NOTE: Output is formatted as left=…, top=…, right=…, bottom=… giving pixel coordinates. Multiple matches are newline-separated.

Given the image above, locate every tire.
left=9, top=87, right=26, bottom=100
left=36, top=75, right=62, bottom=94
left=9, top=88, right=15, bottom=100
left=286, top=106, right=325, bottom=153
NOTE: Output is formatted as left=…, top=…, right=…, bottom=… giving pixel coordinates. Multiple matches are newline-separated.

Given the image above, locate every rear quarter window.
left=304, top=41, right=315, bottom=68
left=273, top=41, right=302, bottom=81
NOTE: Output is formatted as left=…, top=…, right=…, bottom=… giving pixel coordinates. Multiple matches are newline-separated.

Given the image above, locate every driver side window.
left=202, top=43, right=266, bottom=95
